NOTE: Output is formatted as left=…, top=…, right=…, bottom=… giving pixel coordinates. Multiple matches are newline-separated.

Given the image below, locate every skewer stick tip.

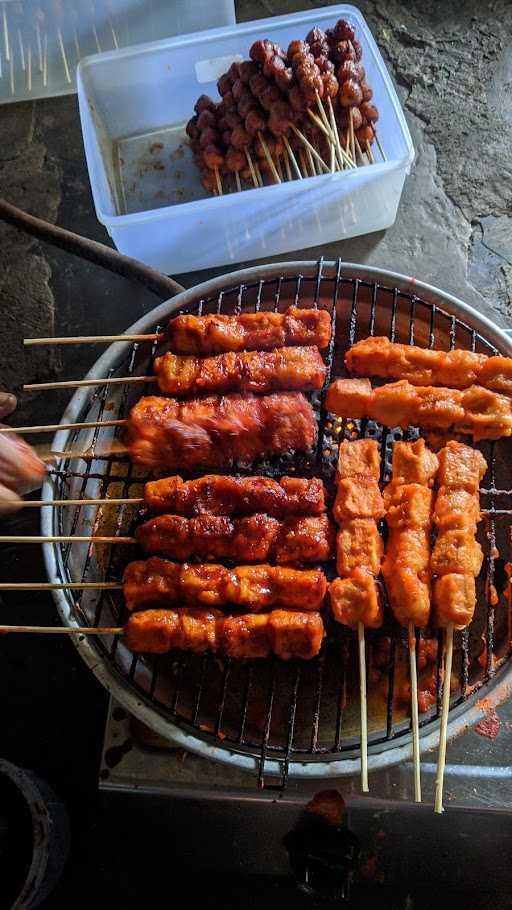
left=434, top=623, right=454, bottom=814
left=358, top=621, right=369, bottom=793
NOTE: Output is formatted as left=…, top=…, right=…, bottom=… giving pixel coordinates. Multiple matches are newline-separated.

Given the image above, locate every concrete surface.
left=0, top=1, right=511, bottom=906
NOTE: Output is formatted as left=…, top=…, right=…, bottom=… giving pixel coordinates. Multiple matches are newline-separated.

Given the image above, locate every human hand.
left=0, top=393, right=46, bottom=513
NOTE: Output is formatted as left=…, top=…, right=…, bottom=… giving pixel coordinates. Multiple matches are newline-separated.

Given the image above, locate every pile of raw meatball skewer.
left=185, top=18, right=383, bottom=195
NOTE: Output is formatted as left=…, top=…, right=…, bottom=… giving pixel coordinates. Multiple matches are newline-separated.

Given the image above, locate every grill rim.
left=41, top=259, right=512, bottom=779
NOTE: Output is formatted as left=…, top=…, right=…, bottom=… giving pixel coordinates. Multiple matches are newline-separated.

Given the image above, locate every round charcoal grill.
left=42, top=260, right=512, bottom=786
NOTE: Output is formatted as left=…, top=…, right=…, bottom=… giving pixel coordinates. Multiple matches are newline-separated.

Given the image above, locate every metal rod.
left=408, top=622, right=422, bottom=802
left=434, top=623, right=454, bottom=813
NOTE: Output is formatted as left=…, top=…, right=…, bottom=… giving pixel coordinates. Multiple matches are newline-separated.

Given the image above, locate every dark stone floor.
left=0, top=1, right=511, bottom=906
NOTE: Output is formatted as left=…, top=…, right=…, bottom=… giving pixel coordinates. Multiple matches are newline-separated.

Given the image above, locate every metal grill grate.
left=45, top=260, right=512, bottom=789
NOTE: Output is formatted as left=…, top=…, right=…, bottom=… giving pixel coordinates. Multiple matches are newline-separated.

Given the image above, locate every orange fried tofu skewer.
left=135, top=513, right=334, bottom=564
left=326, top=378, right=512, bottom=440
left=382, top=439, right=439, bottom=802
left=154, top=346, right=326, bottom=396
left=123, top=557, right=327, bottom=613
left=346, top=336, right=512, bottom=396
left=144, top=474, right=326, bottom=517
left=169, top=306, right=332, bottom=354
left=329, top=439, right=385, bottom=792
left=432, top=440, right=487, bottom=814
left=125, top=608, right=325, bottom=660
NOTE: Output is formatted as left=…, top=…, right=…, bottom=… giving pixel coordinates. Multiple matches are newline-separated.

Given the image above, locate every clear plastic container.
left=0, top=0, right=235, bottom=104
left=77, top=4, right=415, bottom=274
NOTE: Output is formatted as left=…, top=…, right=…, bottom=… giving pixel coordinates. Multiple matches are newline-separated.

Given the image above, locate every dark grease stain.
left=104, top=738, right=133, bottom=768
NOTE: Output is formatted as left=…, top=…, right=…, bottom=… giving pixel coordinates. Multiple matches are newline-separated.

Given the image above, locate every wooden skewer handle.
left=358, top=621, right=369, bottom=793
left=18, top=498, right=143, bottom=507
left=24, top=376, right=154, bottom=391
left=0, top=536, right=136, bottom=544
left=0, top=625, right=123, bottom=635
left=0, top=419, right=125, bottom=435
left=24, top=334, right=160, bottom=346
left=434, top=623, right=454, bottom=814
left=0, top=582, right=122, bottom=590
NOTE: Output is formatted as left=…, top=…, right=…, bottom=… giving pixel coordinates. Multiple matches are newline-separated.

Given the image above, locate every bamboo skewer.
left=43, top=32, right=48, bottom=88
left=27, top=42, right=32, bottom=91
left=0, top=625, right=123, bottom=636
left=358, top=621, right=369, bottom=793
left=366, top=141, right=375, bottom=164
left=245, top=148, right=259, bottom=188
left=349, top=109, right=356, bottom=167
left=408, top=622, right=422, bottom=803
left=434, top=623, right=454, bottom=813
left=283, top=148, right=292, bottom=182
left=17, top=28, right=25, bottom=70
left=24, top=333, right=160, bottom=346
left=298, top=148, right=309, bottom=179
left=254, top=161, right=264, bottom=188
left=306, top=147, right=317, bottom=177
left=36, top=20, right=43, bottom=72
left=0, top=418, right=125, bottom=435
left=235, top=171, right=242, bottom=192
left=17, top=498, right=143, bottom=507
left=57, top=27, right=71, bottom=83
left=214, top=168, right=223, bottom=196
left=2, top=4, right=9, bottom=61
left=258, top=132, right=280, bottom=184
left=9, top=49, right=13, bottom=95
left=326, top=97, right=346, bottom=170
left=282, top=136, right=302, bottom=180
left=354, top=136, right=365, bottom=165
left=0, top=535, right=136, bottom=544
left=24, top=375, right=155, bottom=391
left=275, top=152, right=284, bottom=182
left=290, top=125, right=330, bottom=174
left=0, top=582, right=122, bottom=590
left=375, top=134, right=386, bottom=161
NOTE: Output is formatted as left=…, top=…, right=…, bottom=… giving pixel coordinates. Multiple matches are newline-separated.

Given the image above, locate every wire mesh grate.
left=46, top=261, right=512, bottom=789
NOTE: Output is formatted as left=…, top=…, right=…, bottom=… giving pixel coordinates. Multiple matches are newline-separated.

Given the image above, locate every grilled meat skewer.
left=126, top=391, right=317, bottom=471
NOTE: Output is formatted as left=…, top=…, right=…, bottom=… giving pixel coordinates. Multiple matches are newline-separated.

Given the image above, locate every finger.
left=0, top=483, right=22, bottom=515
left=0, top=433, right=47, bottom=490
left=0, top=393, right=17, bottom=420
